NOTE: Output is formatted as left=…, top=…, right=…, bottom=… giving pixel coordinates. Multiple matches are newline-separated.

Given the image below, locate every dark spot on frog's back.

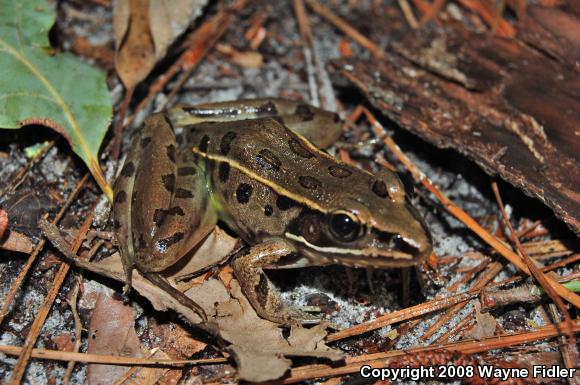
left=114, top=191, right=127, bottom=204
left=295, top=103, right=315, bottom=121
left=372, top=179, right=388, bottom=198
left=199, top=135, right=210, bottom=152
left=236, top=183, right=253, bottom=204
left=178, top=166, right=196, bottom=176
left=153, top=208, right=167, bottom=226
left=166, top=144, right=176, bottom=163
left=156, top=232, right=185, bottom=252
left=256, top=149, right=281, bottom=171
left=298, top=175, right=322, bottom=189
left=276, top=195, right=296, bottom=210
left=219, top=162, right=230, bottom=182
left=328, top=165, right=351, bottom=178
left=220, top=131, right=237, bottom=155
left=140, top=136, right=152, bottom=148
left=120, top=161, right=135, bottom=177
left=288, top=138, right=314, bottom=158
left=112, top=220, right=122, bottom=230
left=175, top=188, right=194, bottom=199
left=162, top=174, right=176, bottom=193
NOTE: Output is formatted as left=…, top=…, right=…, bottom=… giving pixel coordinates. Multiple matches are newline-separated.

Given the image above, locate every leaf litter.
left=1, top=0, right=579, bottom=384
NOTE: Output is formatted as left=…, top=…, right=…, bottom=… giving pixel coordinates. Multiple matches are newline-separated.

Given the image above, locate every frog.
left=112, top=98, right=432, bottom=326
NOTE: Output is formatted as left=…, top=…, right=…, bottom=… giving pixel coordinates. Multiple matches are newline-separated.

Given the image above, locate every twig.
left=0, top=140, right=55, bottom=198
left=8, top=210, right=95, bottom=385
left=293, top=0, right=319, bottom=107
left=420, top=262, right=502, bottom=341
left=283, top=320, right=580, bottom=384
left=0, top=345, right=227, bottom=366
left=358, top=107, right=580, bottom=308
left=111, top=348, right=159, bottom=385
left=0, top=174, right=90, bottom=326
left=63, top=281, right=82, bottom=385
left=397, top=0, right=420, bottom=28
left=304, top=0, right=385, bottom=58
left=327, top=289, right=478, bottom=342
left=125, top=0, right=250, bottom=128
left=491, top=181, right=576, bottom=366
left=418, top=0, right=446, bottom=26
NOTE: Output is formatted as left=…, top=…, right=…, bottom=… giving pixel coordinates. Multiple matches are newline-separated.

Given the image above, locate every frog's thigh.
left=113, top=134, right=142, bottom=292
left=135, top=158, right=215, bottom=273
left=171, top=98, right=342, bottom=148
left=231, top=239, right=314, bottom=324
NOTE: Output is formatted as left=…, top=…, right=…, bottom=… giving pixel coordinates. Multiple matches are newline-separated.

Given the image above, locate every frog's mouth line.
left=285, top=232, right=420, bottom=268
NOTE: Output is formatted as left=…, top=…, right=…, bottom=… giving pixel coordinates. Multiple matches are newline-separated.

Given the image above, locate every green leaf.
left=0, top=0, right=113, bottom=199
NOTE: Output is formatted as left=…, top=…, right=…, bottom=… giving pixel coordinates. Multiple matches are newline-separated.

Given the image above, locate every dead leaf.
left=125, top=349, right=171, bottom=385
left=53, top=227, right=343, bottom=382
left=114, top=0, right=156, bottom=89
left=149, top=319, right=207, bottom=359
left=88, top=293, right=143, bottom=385
left=114, top=0, right=208, bottom=89
left=466, top=301, right=498, bottom=340
left=53, top=332, right=74, bottom=352
left=0, top=229, right=33, bottom=254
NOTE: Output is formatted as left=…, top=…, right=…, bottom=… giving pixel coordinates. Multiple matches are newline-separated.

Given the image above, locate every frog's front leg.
left=231, top=239, right=318, bottom=325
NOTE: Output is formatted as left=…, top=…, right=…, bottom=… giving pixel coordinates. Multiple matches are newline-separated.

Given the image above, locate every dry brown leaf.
left=63, top=227, right=343, bottom=382
left=125, top=349, right=171, bottom=385
left=0, top=229, right=33, bottom=254
left=113, top=0, right=208, bottom=89
left=466, top=301, right=498, bottom=340
left=88, top=293, right=143, bottom=385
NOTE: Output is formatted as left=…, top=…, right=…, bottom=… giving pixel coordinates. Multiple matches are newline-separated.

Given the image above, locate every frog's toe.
left=121, top=283, right=132, bottom=302
left=280, top=307, right=322, bottom=326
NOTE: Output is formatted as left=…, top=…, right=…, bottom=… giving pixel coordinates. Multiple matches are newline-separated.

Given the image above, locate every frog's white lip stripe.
left=285, top=233, right=414, bottom=259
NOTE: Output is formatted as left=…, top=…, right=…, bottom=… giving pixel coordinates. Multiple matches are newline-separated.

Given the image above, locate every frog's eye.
left=328, top=211, right=362, bottom=242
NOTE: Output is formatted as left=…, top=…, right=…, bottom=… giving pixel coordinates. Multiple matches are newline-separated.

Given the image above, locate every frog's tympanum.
left=113, top=99, right=432, bottom=325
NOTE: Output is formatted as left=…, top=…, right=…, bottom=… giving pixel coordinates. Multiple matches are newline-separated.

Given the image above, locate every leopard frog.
left=113, top=99, right=432, bottom=325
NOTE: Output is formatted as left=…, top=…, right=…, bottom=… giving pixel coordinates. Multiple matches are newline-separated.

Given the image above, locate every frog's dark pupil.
left=329, top=213, right=360, bottom=242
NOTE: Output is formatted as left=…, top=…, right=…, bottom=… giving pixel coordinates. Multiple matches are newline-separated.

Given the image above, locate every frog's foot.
left=281, top=306, right=322, bottom=326
left=121, top=283, right=132, bottom=303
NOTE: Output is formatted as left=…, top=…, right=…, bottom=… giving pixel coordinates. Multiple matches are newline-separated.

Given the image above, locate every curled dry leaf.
left=0, top=229, right=34, bottom=254
left=113, top=0, right=208, bottom=89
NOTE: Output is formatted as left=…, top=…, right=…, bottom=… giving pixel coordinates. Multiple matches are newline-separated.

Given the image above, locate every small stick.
left=0, top=174, right=90, bottom=326
left=397, top=0, right=420, bottom=28
left=286, top=320, right=580, bottom=384
left=8, top=210, right=95, bottom=385
left=418, top=0, right=446, bottom=26
left=304, top=0, right=385, bottom=58
left=491, top=181, right=576, bottom=366
left=0, top=345, right=227, bottom=366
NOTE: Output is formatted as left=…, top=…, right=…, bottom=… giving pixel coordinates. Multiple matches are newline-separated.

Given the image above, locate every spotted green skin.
left=113, top=99, right=432, bottom=324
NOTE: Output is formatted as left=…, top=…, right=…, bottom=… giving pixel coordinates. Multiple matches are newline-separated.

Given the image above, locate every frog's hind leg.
left=113, top=132, right=142, bottom=297
left=169, top=98, right=343, bottom=148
